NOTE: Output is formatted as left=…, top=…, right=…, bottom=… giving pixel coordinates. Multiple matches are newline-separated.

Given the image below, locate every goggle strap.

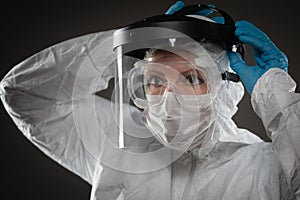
left=221, top=71, right=240, bottom=82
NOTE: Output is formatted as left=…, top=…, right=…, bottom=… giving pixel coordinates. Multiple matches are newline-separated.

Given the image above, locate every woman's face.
left=145, top=51, right=208, bottom=96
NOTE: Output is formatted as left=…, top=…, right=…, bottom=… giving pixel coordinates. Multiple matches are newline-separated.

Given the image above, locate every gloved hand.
left=165, top=1, right=224, bottom=23
left=228, top=20, right=288, bottom=94
left=165, top=1, right=184, bottom=14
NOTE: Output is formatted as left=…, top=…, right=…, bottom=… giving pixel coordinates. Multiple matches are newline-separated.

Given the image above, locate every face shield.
left=72, top=5, right=243, bottom=173
left=113, top=23, right=237, bottom=152
left=112, top=6, right=243, bottom=152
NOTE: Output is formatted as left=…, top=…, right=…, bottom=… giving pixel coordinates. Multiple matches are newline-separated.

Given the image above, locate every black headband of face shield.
left=172, top=4, right=245, bottom=57
left=112, top=4, right=242, bottom=82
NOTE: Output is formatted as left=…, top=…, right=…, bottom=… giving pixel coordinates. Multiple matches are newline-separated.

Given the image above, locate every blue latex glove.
left=165, top=1, right=224, bottom=24
left=165, top=1, right=213, bottom=16
left=165, top=1, right=185, bottom=15
left=228, top=20, right=288, bottom=94
left=165, top=1, right=224, bottom=23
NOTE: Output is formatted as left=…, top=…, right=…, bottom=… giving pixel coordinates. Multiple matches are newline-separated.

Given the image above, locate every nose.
left=164, top=82, right=176, bottom=93
left=166, top=86, right=174, bottom=93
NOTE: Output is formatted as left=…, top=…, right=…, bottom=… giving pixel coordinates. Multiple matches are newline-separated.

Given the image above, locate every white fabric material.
left=144, top=92, right=214, bottom=150
left=1, top=30, right=300, bottom=199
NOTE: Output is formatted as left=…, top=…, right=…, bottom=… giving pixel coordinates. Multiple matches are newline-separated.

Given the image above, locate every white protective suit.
left=1, top=28, right=300, bottom=200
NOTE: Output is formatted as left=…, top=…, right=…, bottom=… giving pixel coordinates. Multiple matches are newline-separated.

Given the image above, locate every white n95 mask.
left=142, top=92, right=215, bottom=150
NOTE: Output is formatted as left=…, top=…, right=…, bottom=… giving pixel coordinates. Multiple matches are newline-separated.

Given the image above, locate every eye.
left=186, top=74, right=204, bottom=85
left=147, top=75, right=164, bottom=87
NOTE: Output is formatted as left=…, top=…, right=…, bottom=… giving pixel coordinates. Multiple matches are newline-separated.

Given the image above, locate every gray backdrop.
left=1, top=0, right=299, bottom=199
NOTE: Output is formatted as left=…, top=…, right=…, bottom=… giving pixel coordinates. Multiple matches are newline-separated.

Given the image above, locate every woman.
left=1, top=1, right=299, bottom=199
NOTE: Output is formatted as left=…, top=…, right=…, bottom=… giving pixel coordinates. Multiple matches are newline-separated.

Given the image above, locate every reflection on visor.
left=127, top=60, right=209, bottom=108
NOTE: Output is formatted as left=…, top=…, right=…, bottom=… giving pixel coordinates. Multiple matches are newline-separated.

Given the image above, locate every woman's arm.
left=0, top=29, right=115, bottom=184
left=251, top=68, right=300, bottom=197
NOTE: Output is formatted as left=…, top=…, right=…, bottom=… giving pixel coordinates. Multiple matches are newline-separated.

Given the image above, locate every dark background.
left=0, top=0, right=299, bottom=199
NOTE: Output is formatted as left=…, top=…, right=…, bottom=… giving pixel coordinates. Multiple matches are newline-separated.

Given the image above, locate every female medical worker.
left=1, top=1, right=299, bottom=199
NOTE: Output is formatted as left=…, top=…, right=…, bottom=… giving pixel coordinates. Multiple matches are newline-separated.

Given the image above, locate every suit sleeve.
left=0, top=30, right=116, bottom=184
left=251, top=68, right=300, bottom=197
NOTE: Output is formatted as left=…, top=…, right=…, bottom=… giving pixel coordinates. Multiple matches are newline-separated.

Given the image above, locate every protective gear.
left=115, top=36, right=231, bottom=155
left=165, top=1, right=225, bottom=24
left=228, top=20, right=289, bottom=94
left=165, top=1, right=214, bottom=17
left=1, top=3, right=300, bottom=200
left=125, top=41, right=227, bottom=152
left=115, top=3, right=244, bottom=59
left=128, top=55, right=218, bottom=108
left=165, top=1, right=184, bottom=15
left=143, top=92, right=214, bottom=150
left=113, top=5, right=243, bottom=151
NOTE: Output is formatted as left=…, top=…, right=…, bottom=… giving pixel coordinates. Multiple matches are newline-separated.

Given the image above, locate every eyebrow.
left=181, top=69, right=203, bottom=77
